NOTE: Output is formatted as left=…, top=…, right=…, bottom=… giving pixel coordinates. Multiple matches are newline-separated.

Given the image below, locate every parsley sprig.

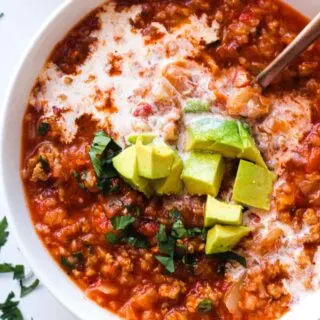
left=0, top=217, right=9, bottom=249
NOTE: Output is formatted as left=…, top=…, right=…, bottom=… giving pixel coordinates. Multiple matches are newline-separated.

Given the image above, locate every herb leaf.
left=158, top=236, right=175, bottom=257
left=156, top=224, right=167, bottom=242
left=20, top=279, right=40, bottom=298
left=0, top=292, right=23, bottom=320
left=127, top=236, right=148, bottom=249
left=72, top=171, right=87, bottom=190
left=197, top=298, right=213, bottom=313
left=60, top=256, right=74, bottom=270
left=0, top=263, right=14, bottom=273
left=89, top=131, right=121, bottom=195
left=105, top=232, right=120, bottom=245
left=89, top=131, right=113, bottom=176
left=171, top=220, right=187, bottom=239
left=169, top=210, right=181, bottom=221
left=155, top=255, right=175, bottom=273
left=111, top=216, right=135, bottom=230
left=37, top=122, right=50, bottom=136
left=0, top=217, right=9, bottom=249
left=13, top=265, right=25, bottom=281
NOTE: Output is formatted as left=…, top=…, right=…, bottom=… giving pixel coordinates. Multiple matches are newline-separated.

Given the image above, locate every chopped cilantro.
left=169, top=210, right=181, bottom=221
left=197, top=298, right=213, bottom=313
left=0, top=263, right=14, bottom=273
left=155, top=256, right=175, bottom=273
left=60, top=256, right=74, bottom=270
left=186, top=227, right=203, bottom=238
left=158, top=236, right=175, bottom=257
left=72, top=171, right=87, bottom=190
left=0, top=292, right=23, bottom=320
left=127, top=236, right=148, bottom=249
left=13, top=265, right=25, bottom=281
left=39, top=156, right=50, bottom=173
left=20, top=279, right=40, bottom=298
left=125, top=205, right=141, bottom=217
left=105, top=232, right=120, bottom=245
left=171, top=220, right=187, bottom=239
left=89, top=131, right=121, bottom=195
left=156, top=224, right=167, bottom=242
left=0, top=217, right=9, bottom=249
left=37, top=122, right=50, bottom=136
left=111, top=216, right=135, bottom=230
left=89, top=131, right=120, bottom=177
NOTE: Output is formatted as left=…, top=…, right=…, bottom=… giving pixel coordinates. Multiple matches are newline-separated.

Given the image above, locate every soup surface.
left=21, top=0, right=320, bottom=319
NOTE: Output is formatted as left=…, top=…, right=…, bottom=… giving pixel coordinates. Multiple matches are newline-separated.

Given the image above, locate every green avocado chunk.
left=205, top=225, right=250, bottom=254
left=181, top=152, right=225, bottom=196
left=184, top=99, right=210, bottom=113
left=204, top=196, right=243, bottom=227
left=136, top=138, right=175, bottom=179
left=237, top=122, right=267, bottom=168
left=127, top=132, right=157, bottom=145
left=152, top=153, right=184, bottom=195
left=185, top=118, right=243, bottom=158
left=232, top=160, right=276, bottom=210
left=112, top=145, right=152, bottom=197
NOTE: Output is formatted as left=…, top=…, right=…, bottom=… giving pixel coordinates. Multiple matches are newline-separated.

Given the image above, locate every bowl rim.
left=0, top=1, right=117, bottom=320
left=1, top=0, right=320, bottom=319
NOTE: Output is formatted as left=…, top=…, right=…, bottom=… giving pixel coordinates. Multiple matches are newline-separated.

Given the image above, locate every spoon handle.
left=257, top=11, right=320, bottom=88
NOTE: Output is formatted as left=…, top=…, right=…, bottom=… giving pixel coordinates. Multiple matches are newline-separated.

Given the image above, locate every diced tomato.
left=137, top=220, right=159, bottom=237
left=132, top=102, right=154, bottom=117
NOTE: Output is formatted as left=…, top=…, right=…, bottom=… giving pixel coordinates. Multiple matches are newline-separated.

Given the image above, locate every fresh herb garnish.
left=0, top=292, right=23, bottom=320
left=105, top=232, right=120, bottom=245
left=169, top=210, right=181, bottom=221
left=182, top=254, right=196, bottom=266
left=0, top=263, right=15, bottom=273
left=171, top=220, right=188, bottom=239
left=127, top=236, right=148, bottom=249
left=0, top=13, right=4, bottom=19
left=155, top=255, right=175, bottom=273
left=39, top=156, right=50, bottom=173
left=72, top=171, right=87, bottom=190
left=37, top=122, right=50, bottom=136
left=156, top=224, right=167, bottom=242
left=155, top=224, right=176, bottom=273
left=186, top=227, right=203, bottom=238
left=125, top=205, right=141, bottom=217
left=89, top=131, right=121, bottom=195
left=197, top=298, right=213, bottom=313
left=0, top=217, right=9, bottom=249
left=111, top=216, right=135, bottom=230
left=13, top=265, right=25, bottom=281
left=20, top=279, right=40, bottom=298
left=60, top=256, right=75, bottom=270
left=214, top=251, right=247, bottom=267
left=89, top=131, right=121, bottom=177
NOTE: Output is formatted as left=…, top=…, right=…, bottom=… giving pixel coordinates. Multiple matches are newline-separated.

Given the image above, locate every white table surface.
left=0, top=1, right=77, bottom=319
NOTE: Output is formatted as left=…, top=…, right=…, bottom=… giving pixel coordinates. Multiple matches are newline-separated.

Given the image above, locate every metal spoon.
left=257, top=11, right=320, bottom=88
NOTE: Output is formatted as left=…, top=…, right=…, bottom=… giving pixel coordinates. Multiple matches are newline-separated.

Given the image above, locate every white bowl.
left=0, top=0, right=319, bottom=319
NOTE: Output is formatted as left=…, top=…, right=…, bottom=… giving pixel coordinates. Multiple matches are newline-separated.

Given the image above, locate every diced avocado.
left=232, top=160, right=276, bottom=210
left=205, top=225, right=250, bottom=254
left=185, top=118, right=243, bottom=158
left=152, top=153, right=184, bottom=195
left=112, top=145, right=152, bottom=197
left=136, top=138, right=174, bottom=179
left=127, top=132, right=156, bottom=144
left=184, top=99, right=210, bottom=113
left=204, top=196, right=243, bottom=227
left=181, top=152, right=225, bottom=196
left=237, top=122, right=267, bottom=168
